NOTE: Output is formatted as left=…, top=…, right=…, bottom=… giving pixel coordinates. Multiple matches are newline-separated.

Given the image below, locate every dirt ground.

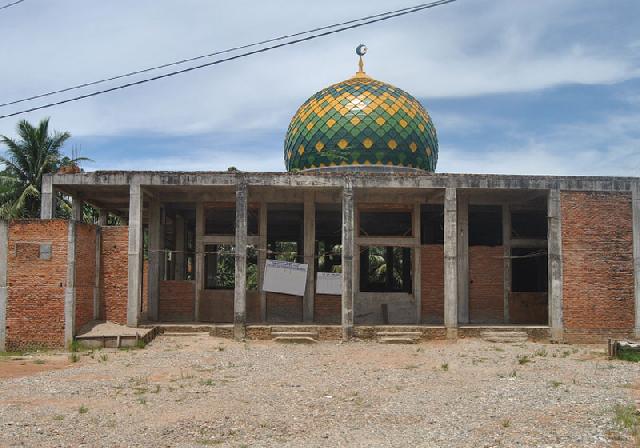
left=1, top=335, right=639, bottom=447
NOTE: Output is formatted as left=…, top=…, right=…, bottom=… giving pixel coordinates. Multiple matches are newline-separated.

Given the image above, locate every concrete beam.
left=195, top=203, right=204, bottom=322
left=0, top=220, right=8, bottom=351
left=502, top=204, right=511, bottom=324
left=303, top=191, right=315, bottom=323
left=147, top=198, right=161, bottom=321
left=40, top=174, right=56, bottom=219
left=127, top=183, right=143, bottom=327
left=234, top=181, right=248, bottom=340
left=341, top=179, right=355, bottom=341
left=456, top=193, right=469, bottom=324
left=633, top=183, right=640, bottom=338
left=175, top=214, right=185, bottom=281
left=444, top=188, right=458, bottom=339
left=64, top=221, right=77, bottom=349
left=547, top=188, right=563, bottom=342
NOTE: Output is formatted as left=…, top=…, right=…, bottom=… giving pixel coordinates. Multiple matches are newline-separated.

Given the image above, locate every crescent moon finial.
left=355, top=44, right=368, bottom=77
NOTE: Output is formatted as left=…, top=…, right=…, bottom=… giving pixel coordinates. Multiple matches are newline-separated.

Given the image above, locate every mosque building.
left=0, top=46, right=638, bottom=349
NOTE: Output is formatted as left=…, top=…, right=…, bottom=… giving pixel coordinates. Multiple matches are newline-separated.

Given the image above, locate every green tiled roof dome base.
left=284, top=68, right=438, bottom=172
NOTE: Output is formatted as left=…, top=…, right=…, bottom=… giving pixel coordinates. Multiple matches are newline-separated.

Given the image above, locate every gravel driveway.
left=1, top=335, right=639, bottom=447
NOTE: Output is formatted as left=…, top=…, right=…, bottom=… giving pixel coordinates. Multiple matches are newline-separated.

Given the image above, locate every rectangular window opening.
left=205, top=206, right=258, bottom=236
left=267, top=204, right=304, bottom=263
left=360, top=211, right=412, bottom=237
left=469, top=205, right=502, bottom=246
left=360, top=246, right=412, bottom=293
left=511, top=248, right=548, bottom=292
left=316, top=206, right=342, bottom=273
left=511, top=210, right=547, bottom=239
left=204, top=244, right=257, bottom=290
left=421, top=204, right=444, bottom=244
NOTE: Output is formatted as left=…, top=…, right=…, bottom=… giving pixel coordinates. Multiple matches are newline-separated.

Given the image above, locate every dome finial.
left=355, top=44, right=368, bottom=78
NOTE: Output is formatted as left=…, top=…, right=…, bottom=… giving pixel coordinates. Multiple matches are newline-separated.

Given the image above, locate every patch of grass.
left=501, top=418, right=511, bottom=428
left=0, top=350, right=26, bottom=357
left=152, top=384, right=161, bottom=393
left=133, top=387, right=148, bottom=395
left=404, top=364, right=419, bottom=370
left=136, top=339, right=147, bottom=349
left=550, top=380, right=563, bottom=388
left=99, top=353, right=108, bottom=362
left=200, top=379, right=215, bottom=386
left=69, top=353, right=80, bottom=363
left=615, top=348, right=640, bottom=363
left=33, top=359, right=46, bottom=365
left=440, top=363, right=449, bottom=372
left=534, top=348, right=548, bottom=357
left=195, top=439, right=223, bottom=446
left=517, top=355, right=531, bottom=365
left=137, top=397, right=147, bottom=405
left=561, top=350, right=571, bottom=358
left=70, top=340, right=89, bottom=353
left=52, top=415, right=65, bottom=421
left=612, top=403, right=640, bottom=440
left=78, top=405, right=88, bottom=414
left=509, top=369, right=517, bottom=378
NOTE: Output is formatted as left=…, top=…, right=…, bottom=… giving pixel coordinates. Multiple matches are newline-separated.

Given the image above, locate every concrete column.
left=413, top=201, right=422, bottom=324
left=456, top=192, right=469, bottom=324
left=234, top=181, right=248, bottom=340
left=0, top=220, right=8, bottom=351
left=444, top=188, right=458, bottom=339
left=502, top=204, right=512, bottom=324
left=175, top=214, right=185, bottom=281
left=548, top=188, right=563, bottom=342
left=303, top=191, right=315, bottom=323
left=127, top=183, right=143, bottom=327
left=258, top=203, right=267, bottom=322
left=147, top=198, right=161, bottom=321
left=195, top=203, right=204, bottom=322
left=97, top=209, right=108, bottom=226
left=341, top=179, right=355, bottom=341
left=71, top=197, right=83, bottom=222
left=93, top=225, right=102, bottom=320
left=632, top=183, right=640, bottom=338
left=64, top=221, right=77, bottom=348
left=40, top=174, right=55, bottom=219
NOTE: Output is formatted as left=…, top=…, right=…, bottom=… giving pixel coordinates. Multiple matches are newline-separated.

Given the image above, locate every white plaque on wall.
left=316, top=272, right=342, bottom=295
left=262, top=260, right=308, bottom=296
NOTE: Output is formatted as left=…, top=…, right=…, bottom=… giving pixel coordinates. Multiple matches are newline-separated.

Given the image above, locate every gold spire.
left=354, top=44, right=369, bottom=78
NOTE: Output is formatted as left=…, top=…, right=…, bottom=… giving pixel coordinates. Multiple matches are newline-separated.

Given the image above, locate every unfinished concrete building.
left=1, top=55, right=638, bottom=349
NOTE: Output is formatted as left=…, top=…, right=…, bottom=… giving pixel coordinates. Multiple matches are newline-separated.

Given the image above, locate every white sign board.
left=262, top=260, right=308, bottom=296
left=316, top=272, right=342, bottom=295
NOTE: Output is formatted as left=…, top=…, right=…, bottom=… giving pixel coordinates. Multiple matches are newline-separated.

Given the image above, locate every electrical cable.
left=0, top=0, right=457, bottom=119
left=0, top=0, right=24, bottom=11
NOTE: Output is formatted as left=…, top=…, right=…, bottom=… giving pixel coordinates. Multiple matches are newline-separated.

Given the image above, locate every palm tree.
left=0, top=118, right=83, bottom=219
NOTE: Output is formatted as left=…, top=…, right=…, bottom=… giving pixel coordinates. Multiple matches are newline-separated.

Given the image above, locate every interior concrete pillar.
left=0, top=220, right=8, bottom=351
left=175, top=214, right=185, bottom=281
left=234, top=181, right=248, bottom=340
left=547, top=188, right=563, bottom=342
left=632, top=182, right=640, bottom=339
left=341, top=179, right=355, bottom=341
left=258, top=203, right=267, bottom=322
left=127, top=183, right=143, bottom=327
left=64, top=221, right=77, bottom=348
left=147, top=198, right=161, bottom=321
left=444, top=188, right=458, bottom=339
left=303, top=191, right=315, bottom=323
left=97, top=209, right=108, bottom=226
left=413, top=201, right=422, bottom=324
left=195, top=203, right=204, bottom=322
left=502, top=204, right=512, bottom=324
left=71, top=197, right=83, bottom=222
left=456, top=192, right=469, bottom=324
left=40, top=174, right=55, bottom=219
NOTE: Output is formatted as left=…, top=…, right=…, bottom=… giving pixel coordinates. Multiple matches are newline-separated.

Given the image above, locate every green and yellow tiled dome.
left=284, top=55, right=438, bottom=172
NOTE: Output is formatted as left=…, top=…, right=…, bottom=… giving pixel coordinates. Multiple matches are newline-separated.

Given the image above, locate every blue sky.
left=1, top=0, right=639, bottom=175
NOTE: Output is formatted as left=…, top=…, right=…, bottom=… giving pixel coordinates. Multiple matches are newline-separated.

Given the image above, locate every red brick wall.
left=469, top=245, right=504, bottom=324
left=159, top=280, right=194, bottom=321
left=6, top=220, right=68, bottom=349
left=74, top=223, right=96, bottom=331
left=267, top=292, right=303, bottom=323
left=421, top=245, right=444, bottom=324
left=314, top=294, right=341, bottom=324
left=200, top=289, right=231, bottom=323
left=509, top=292, right=547, bottom=325
left=101, top=226, right=128, bottom=324
left=561, top=191, right=634, bottom=342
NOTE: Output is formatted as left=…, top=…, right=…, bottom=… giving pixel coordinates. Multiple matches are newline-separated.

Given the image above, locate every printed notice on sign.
left=316, top=272, right=342, bottom=295
left=262, top=260, right=308, bottom=296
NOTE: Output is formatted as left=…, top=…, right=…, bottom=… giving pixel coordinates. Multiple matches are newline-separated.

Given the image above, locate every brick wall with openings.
left=561, top=191, right=634, bottom=343
left=159, top=280, right=194, bottom=321
left=6, top=220, right=68, bottom=349
left=314, top=294, right=341, bottom=324
left=100, top=226, right=128, bottom=324
left=199, top=289, right=260, bottom=323
left=421, top=245, right=444, bottom=324
left=266, top=293, right=303, bottom=323
left=469, top=245, right=504, bottom=324
left=74, top=223, right=97, bottom=331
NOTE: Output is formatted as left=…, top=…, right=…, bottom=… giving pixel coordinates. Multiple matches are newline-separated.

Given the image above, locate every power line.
left=0, top=0, right=24, bottom=11
left=0, top=0, right=455, bottom=109
left=0, top=0, right=457, bottom=120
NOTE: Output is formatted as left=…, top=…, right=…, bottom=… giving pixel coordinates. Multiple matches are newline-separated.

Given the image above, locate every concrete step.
left=481, top=331, right=529, bottom=343
left=273, top=336, right=317, bottom=344
left=376, top=331, right=422, bottom=338
left=271, top=331, right=318, bottom=338
left=378, top=336, right=418, bottom=344
left=161, top=332, right=208, bottom=337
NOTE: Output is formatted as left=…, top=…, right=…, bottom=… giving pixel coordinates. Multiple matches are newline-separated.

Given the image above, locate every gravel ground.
left=1, top=335, right=639, bottom=447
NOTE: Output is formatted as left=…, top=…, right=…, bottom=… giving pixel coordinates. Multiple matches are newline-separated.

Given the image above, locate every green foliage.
left=616, top=348, right=640, bottom=362
left=0, top=118, right=87, bottom=219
